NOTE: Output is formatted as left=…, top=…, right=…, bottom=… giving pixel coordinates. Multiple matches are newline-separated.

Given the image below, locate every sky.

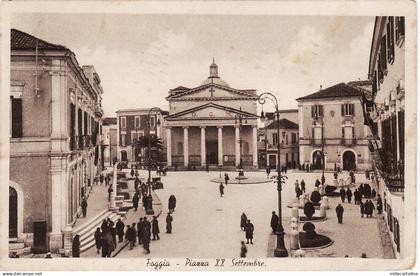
left=12, top=14, right=375, bottom=117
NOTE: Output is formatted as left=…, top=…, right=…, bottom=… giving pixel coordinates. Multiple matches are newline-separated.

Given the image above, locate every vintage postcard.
left=0, top=0, right=417, bottom=272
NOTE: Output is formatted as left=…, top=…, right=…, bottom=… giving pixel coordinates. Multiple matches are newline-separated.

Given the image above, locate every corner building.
left=165, top=60, right=259, bottom=169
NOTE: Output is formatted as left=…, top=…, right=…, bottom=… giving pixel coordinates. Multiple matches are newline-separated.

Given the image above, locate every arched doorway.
left=9, top=187, right=18, bottom=238
left=312, top=150, right=323, bottom=170
left=121, top=150, right=128, bottom=162
left=342, top=150, right=356, bottom=171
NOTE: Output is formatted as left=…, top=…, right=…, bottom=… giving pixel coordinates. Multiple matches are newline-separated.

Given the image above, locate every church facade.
left=164, top=60, right=259, bottom=169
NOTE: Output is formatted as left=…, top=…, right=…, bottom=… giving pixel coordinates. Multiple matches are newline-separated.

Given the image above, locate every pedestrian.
left=116, top=219, right=125, bottom=243
left=134, top=177, right=140, bottom=193
left=295, top=187, right=302, bottom=199
left=72, top=234, right=80, bottom=258
left=166, top=213, right=173, bottom=233
left=126, top=225, right=136, bottom=250
left=334, top=171, right=338, bottom=180
left=142, top=218, right=151, bottom=254
left=219, top=183, right=224, bottom=197
left=101, top=219, right=108, bottom=233
left=132, top=192, right=140, bottom=211
left=168, top=195, right=176, bottom=213
left=335, top=204, right=344, bottom=224
left=240, top=241, right=247, bottom=258
left=306, top=164, right=309, bottom=172
left=137, top=218, right=144, bottom=245
left=100, top=173, right=104, bottom=185
left=349, top=170, right=355, bottom=184
left=110, top=224, right=117, bottom=246
left=224, top=173, right=230, bottom=185
left=130, top=168, right=135, bottom=178
left=360, top=201, right=365, bottom=218
left=244, top=219, right=254, bottom=244
left=315, top=178, right=321, bottom=188
left=367, top=200, right=375, bottom=217
left=152, top=216, right=160, bottom=240
left=81, top=197, right=88, bottom=218
left=284, top=166, right=288, bottom=174
left=143, top=217, right=152, bottom=241
left=294, top=180, right=299, bottom=190
left=346, top=188, right=352, bottom=203
left=266, top=167, right=271, bottom=178
left=94, top=228, right=102, bottom=254
left=339, top=187, right=346, bottom=203
left=353, top=189, right=360, bottom=205
left=108, top=186, right=113, bottom=201
left=300, top=180, right=306, bottom=193
left=142, top=193, right=147, bottom=210
left=240, top=213, right=247, bottom=231
left=270, top=211, right=279, bottom=233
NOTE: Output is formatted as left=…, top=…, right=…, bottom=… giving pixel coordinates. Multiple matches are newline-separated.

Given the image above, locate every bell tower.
left=209, top=58, right=219, bottom=78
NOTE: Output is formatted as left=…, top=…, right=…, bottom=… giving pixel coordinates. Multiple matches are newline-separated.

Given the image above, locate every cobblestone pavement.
left=116, top=170, right=390, bottom=258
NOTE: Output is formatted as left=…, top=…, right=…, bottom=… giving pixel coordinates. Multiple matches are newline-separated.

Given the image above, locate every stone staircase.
left=9, top=239, right=31, bottom=257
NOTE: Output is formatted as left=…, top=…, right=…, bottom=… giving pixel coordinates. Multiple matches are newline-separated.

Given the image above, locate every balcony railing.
left=341, top=138, right=356, bottom=146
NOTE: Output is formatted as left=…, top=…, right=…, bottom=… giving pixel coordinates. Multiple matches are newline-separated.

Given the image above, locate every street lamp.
left=258, top=92, right=288, bottom=258
left=145, top=107, right=162, bottom=215
left=234, top=107, right=247, bottom=178
left=321, top=117, right=325, bottom=185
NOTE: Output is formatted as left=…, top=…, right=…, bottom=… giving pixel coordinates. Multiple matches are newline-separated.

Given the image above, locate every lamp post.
left=145, top=107, right=161, bottom=215
left=321, top=117, right=325, bottom=185
left=258, top=92, right=288, bottom=257
left=234, top=107, right=246, bottom=178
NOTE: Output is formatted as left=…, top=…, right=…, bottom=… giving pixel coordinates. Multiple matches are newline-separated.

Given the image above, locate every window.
left=378, top=36, right=388, bottom=83
left=150, top=116, right=156, bottom=128
left=395, top=16, right=405, bottom=44
left=177, top=142, right=183, bottom=155
left=135, top=116, right=140, bottom=129
left=121, top=133, right=126, bottom=146
left=10, top=96, right=23, bottom=138
left=341, top=104, right=355, bottom=116
left=311, top=105, right=323, bottom=118
left=387, top=17, right=395, bottom=63
left=131, top=132, right=138, bottom=145
left=120, top=117, right=126, bottom=129
left=272, top=133, right=278, bottom=146
left=291, top=133, right=297, bottom=144
left=285, top=133, right=288, bottom=145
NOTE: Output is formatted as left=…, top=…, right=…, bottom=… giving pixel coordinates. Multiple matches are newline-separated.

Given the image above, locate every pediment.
left=167, top=84, right=257, bottom=100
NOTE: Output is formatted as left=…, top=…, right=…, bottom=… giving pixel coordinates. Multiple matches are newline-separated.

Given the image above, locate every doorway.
left=206, top=141, right=218, bottom=165
left=269, top=155, right=277, bottom=169
left=312, top=150, right=323, bottom=170
left=9, top=187, right=17, bottom=238
left=343, top=150, right=356, bottom=171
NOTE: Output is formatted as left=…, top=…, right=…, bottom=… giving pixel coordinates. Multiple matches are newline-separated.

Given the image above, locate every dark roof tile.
left=11, top=29, right=68, bottom=51
left=296, top=82, right=363, bottom=101
left=266, top=118, right=298, bottom=129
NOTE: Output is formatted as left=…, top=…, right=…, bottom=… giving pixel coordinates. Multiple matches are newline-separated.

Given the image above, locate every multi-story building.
left=296, top=82, right=372, bottom=172
left=116, top=108, right=167, bottom=165
left=366, top=16, right=405, bottom=258
left=164, top=59, right=259, bottom=169
left=102, top=117, right=118, bottom=167
left=9, top=29, right=104, bottom=254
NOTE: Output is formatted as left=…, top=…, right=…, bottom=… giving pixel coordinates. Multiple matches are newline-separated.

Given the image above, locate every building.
left=164, top=60, right=259, bottom=169
left=102, top=117, right=118, bottom=167
left=258, top=118, right=299, bottom=169
left=116, top=108, right=166, bottom=165
left=366, top=16, right=405, bottom=258
left=296, top=82, right=372, bottom=172
left=9, top=29, right=104, bottom=254
left=262, top=109, right=299, bottom=125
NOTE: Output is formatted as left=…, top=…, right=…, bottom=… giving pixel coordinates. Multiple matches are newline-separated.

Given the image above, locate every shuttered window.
left=311, top=105, right=323, bottom=118
left=11, top=97, right=23, bottom=138
left=341, top=104, right=355, bottom=116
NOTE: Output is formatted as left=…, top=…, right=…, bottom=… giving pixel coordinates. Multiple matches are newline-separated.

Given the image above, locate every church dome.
left=200, top=58, right=229, bottom=87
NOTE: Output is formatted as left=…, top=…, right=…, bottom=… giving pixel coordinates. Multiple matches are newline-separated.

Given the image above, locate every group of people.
left=294, top=179, right=306, bottom=198
left=124, top=216, right=160, bottom=253
left=91, top=218, right=119, bottom=257
left=240, top=213, right=255, bottom=244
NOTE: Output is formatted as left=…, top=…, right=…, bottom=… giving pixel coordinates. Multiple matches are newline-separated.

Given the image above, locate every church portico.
left=165, top=60, right=259, bottom=170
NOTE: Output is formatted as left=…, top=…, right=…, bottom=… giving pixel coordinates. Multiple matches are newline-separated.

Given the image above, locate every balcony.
left=310, top=139, right=325, bottom=146
left=94, top=106, right=104, bottom=117
left=341, top=138, right=356, bottom=146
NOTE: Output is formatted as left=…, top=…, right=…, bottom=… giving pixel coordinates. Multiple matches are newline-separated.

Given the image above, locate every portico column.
left=218, top=126, right=223, bottom=166
left=200, top=126, right=206, bottom=166
left=235, top=126, right=240, bottom=166
left=166, top=127, right=172, bottom=166
left=252, top=126, right=258, bottom=167
left=183, top=127, right=189, bottom=167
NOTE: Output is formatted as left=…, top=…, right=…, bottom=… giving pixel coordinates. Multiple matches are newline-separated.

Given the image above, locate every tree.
left=303, top=202, right=315, bottom=220
left=134, top=135, right=163, bottom=168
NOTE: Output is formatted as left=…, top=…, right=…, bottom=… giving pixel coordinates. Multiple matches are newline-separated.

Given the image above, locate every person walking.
left=168, top=195, right=177, bottom=213
left=295, top=186, right=302, bottom=199
left=72, top=234, right=80, bottom=258
left=353, top=189, right=360, bottom=205
left=104, top=229, right=115, bottom=257
left=132, top=192, right=140, bottom=212
left=294, top=180, right=299, bottom=190
left=360, top=201, right=365, bottom=218
left=240, top=213, right=247, bottom=231
left=81, top=197, right=88, bottom=218
left=266, top=167, right=271, bottom=178
left=142, top=219, right=151, bottom=254
left=94, top=228, right=102, bottom=254
left=339, top=187, right=346, bottom=203
left=152, top=216, right=160, bottom=240
left=130, top=168, right=135, bottom=178
left=116, top=219, right=125, bottom=243
left=367, top=200, right=375, bottom=218
left=244, top=219, right=254, bottom=244
left=166, top=213, right=173, bottom=233
left=100, top=173, right=104, bottom=185
left=108, top=186, right=113, bottom=201
left=219, top=183, right=225, bottom=197
left=346, top=188, right=352, bottom=203
left=137, top=218, right=144, bottom=245
left=126, top=225, right=136, bottom=250
left=224, top=173, right=230, bottom=185
left=110, top=224, right=117, bottom=246
left=143, top=217, right=152, bottom=241
left=270, top=211, right=279, bottom=233
left=240, top=241, right=247, bottom=258
left=300, top=180, right=306, bottom=193
left=335, top=204, right=344, bottom=224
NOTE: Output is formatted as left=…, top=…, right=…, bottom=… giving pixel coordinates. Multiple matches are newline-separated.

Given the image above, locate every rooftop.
left=11, top=29, right=68, bottom=51
left=266, top=118, right=298, bottom=129
left=296, top=82, right=363, bottom=101
left=102, top=117, right=117, bottom=126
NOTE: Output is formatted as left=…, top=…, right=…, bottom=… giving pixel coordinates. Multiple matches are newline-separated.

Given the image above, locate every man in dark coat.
left=300, top=180, right=306, bottom=193
left=367, top=200, right=375, bottom=217
left=137, top=218, right=144, bottom=244
left=142, top=218, right=151, bottom=254
left=224, top=173, right=230, bottom=185
left=143, top=217, right=152, bottom=241
left=353, top=189, right=360, bottom=205
left=244, top=219, right=254, bottom=244
left=126, top=225, right=136, bottom=250
left=132, top=192, right=140, bottom=211
left=94, top=228, right=102, bottom=254
left=240, top=213, right=247, bottom=231
left=166, top=213, right=173, bottom=234
left=130, top=168, right=135, bottom=177
left=110, top=225, right=117, bottom=246
left=266, top=167, right=271, bottom=178
left=151, top=216, right=160, bottom=240
left=108, top=186, right=113, bottom=201
left=72, top=234, right=80, bottom=257
left=270, top=211, right=279, bottom=233
left=335, top=204, right=344, bottom=224
left=134, top=177, right=140, bottom=193
left=168, top=195, right=176, bottom=213
left=116, top=219, right=125, bottom=243
left=101, top=219, right=108, bottom=233
left=100, top=173, right=104, bottom=184
left=219, top=183, right=225, bottom=197
left=360, top=202, right=365, bottom=218
left=339, top=187, right=346, bottom=203
left=81, top=197, right=88, bottom=217
left=346, top=188, right=352, bottom=203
